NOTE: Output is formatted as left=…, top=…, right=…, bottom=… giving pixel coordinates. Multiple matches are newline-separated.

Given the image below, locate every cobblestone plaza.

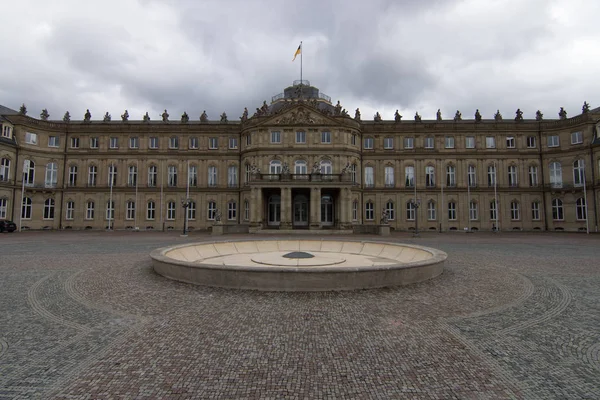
left=0, top=232, right=599, bottom=399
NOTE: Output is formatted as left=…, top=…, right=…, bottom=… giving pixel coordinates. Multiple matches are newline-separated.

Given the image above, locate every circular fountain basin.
left=150, top=239, right=447, bottom=291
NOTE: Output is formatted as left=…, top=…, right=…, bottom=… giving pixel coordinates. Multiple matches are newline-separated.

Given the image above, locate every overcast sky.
left=1, top=0, right=598, bottom=122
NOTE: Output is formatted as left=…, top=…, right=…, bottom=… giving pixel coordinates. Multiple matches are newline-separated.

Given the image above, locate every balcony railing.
left=251, top=173, right=352, bottom=183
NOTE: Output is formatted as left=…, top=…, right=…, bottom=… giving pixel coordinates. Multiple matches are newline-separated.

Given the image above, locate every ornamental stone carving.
left=354, top=108, right=361, bottom=121
left=394, top=110, right=402, bottom=122
left=558, top=107, right=567, bottom=120
left=143, top=112, right=150, bottom=122
left=161, top=109, right=169, bottom=122
left=454, top=110, right=462, bottom=121
left=63, top=111, right=71, bottom=123
left=220, top=112, right=228, bottom=122
left=334, top=101, right=342, bottom=116
left=40, top=109, right=49, bottom=121
left=436, top=109, right=442, bottom=121
left=535, top=110, right=543, bottom=121
left=582, top=101, right=590, bottom=113
left=103, top=112, right=111, bottom=122
left=414, top=112, right=422, bottom=122
left=514, top=108, right=523, bottom=122
left=83, top=109, right=92, bottom=123
left=475, top=109, right=482, bottom=122
left=374, top=112, right=382, bottom=122
left=240, top=107, right=248, bottom=122
left=121, top=110, right=129, bottom=121
left=181, top=111, right=189, bottom=123
left=275, top=107, right=320, bottom=125
left=494, top=110, right=502, bottom=121
left=19, top=104, right=27, bottom=115
left=200, top=111, right=208, bottom=122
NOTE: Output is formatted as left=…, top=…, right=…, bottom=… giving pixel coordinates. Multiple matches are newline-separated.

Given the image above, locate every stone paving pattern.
left=0, top=231, right=598, bottom=399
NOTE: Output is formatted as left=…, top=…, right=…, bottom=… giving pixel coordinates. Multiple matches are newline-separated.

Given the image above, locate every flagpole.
left=467, top=166, right=471, bottom=232
left=135, top=160, right=138, bottom=230
left=494, top=161, right=499, bottom=232
left=583, top=166, right=589, bottom=234
left=186, top=160, right=190, bottom=235
left=20, top=160, right=28, bottom=232
left=441, top=170, right=444, bottom=233
left=109, top=164, right=113, bottom=231
left=300, top=41, right=303, bottom=85
left=160, top=160, right=164, bottom=232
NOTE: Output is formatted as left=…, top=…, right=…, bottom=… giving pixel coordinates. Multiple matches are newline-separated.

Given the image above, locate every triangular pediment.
left=251, top=103, right=346, bottom=127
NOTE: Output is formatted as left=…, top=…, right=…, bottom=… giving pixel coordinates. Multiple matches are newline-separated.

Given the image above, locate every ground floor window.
left=106, top=201, right=114, bottom=220
left=22, top=197, right=32, bottom=219
left=187, top=201, right=196, bottom=220
left=552, top=198, right=563, bottom=220
left=65, top=201, right=75, bottom=220
left=147, top=201, right=155, bottom=220
left=490, top=200, right=497, bottom=221
left=510, top=201, right=520, bottom=220
left=228, top=201, right=237, bottom=220
left=86, top=201, right=95, bottom=220
left=531, top=202, right=540, bottom=221
left=576, top=198, right=586, bottom=220
left=126, top=201, right=135, bottom=220
left=448, top=201, right=456, bottom=220
left=385, top=201, right=395, bottom=220
left=167, top=201, right=176, bottom=220
left=208, top=201, right=216, bottom=220
left=0, top=198, right=7, bottom=219
left=44, top=198, right=55, bottom=220
left=406, top=202, right=415, bottom=221
left=365, top=202, right=374, bottom=221
left=469, top=201, right=478, bottom=221
left=352, top=201, right=358, bottom=221
left=427, top=200, right=436, bottom=220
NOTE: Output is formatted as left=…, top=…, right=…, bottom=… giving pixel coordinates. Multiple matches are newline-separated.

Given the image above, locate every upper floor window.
left=295, top=160, right=307, bottom=174
left=506, top=136, right=515, bottom=148
left=321, top=131, right=331, bottom=143
left=70, top=137, right=80, bottom=149
left=48, top=136, right=59, bottom=147
left=350, top=164, right=357, bottom=183
left=528, top=165, right=538, bottom=187
left=446, top=165, right=456, bottom=187
left=364, top=137, right=373, bottom=149
left=24, top=160, right=35, bottom=186
left=549, top=162, right=562, bottom=188
left=189, top=136, right=199, bottom=149
left=573, top=159, right=585, bottom=186
left=208, top=166, right=218, bottom=187
left=129, top=137, right=139, bottom=149
left=227, top=166, right=238, bottom=188
left=405, top=166, right=414, bottom=188
left=384, top=166, right=394, bottom=187
left=384, top=137, right=394, bottom=149
left=364, top=166, right=374, bottom=187
left=88, top=165, right=97, bottom=187
left=425, top=166, right=435, bottom=187
left=468, top=165, right=476, bottom=187
left=571, top=131, right=583, bottom=145
left=128, top=165, right=138, bottom=187
left=271, top=131, right=281, bottom=143
left=465, top=136, right=475, bottom=149
left=487, top=165, right=496, bottom=187
left=351, top=134, right=357, bottom=146
left=149, top=137, right=159, bottom=149
left=25, top=132, right=38, bottom=145
left=425, top=136, right=435, bottom=149
left=109, top=137, right=118, bottom=149
left=45, top=162, right=58, bottom=188
left=209, top=137, right=218, bottom=149
left=169, top=136, right=179, bottom=149
left=0, top=158, right=10, bottom=181
left=508, top=165, right=518, bottom=187
left=269, top=160, right=282, bottom=174
left=108, top=164, right=117, bottom=187
left=188, top=165, right=198, bottom=187
left=90, top=137, right=98, bottom=149
left=547, top=135, right=559, bottom=147
left=229, top=137, right=238, bottom=149
left=404, top=137, right=414, bottom=149
left=68, top=165, right=78, bottom=187
left=486, top=136, right=495, bottom=149
left=2, top=125, right=11, bottom=138
left=526, top=136, right=536, bottom=148
left=445, top=136, right=455, bottom=149
left=167, top=165, right=177, bottom=187
left=320, top=160, right=332, bottom=175
left=148, top=165, right=158, bottom=187
left=246, top=134, right=252, bottom=146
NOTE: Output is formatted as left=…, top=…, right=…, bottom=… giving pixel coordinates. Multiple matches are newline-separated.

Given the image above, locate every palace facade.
left=1, top=80, right=599, bottom=233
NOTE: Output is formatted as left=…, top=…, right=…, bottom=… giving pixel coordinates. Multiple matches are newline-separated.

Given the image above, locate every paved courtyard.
left=0, top=231, right=598, bottom=399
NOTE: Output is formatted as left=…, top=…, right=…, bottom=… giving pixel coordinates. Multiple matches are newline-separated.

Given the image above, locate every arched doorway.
left=267, top=195, right=281, bottom=226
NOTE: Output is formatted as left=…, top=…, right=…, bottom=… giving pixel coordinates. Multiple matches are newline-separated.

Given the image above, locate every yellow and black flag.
left=292, top=43, right=302, bottom=61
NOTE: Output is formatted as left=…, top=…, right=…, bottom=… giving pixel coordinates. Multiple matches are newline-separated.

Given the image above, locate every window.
left=208, top=201, right=217, bottom=220
left=148, top=165, right=158, bottom=187
left=468, top=165, right=476, bottom=187
left=321, top=131, right=331, bottom=143
left=446, top=165, right=456, bottom=187
left=487, top=165, right=496, bottom=187
left=228, top=201, right=237, bottom=220
left=128, top=165, right=138, bottom=187
left=384, top=137, right=394, bottom=149
left=426, top=166, right=435, bottom=187
left=188, top=165, right=198, bottom=187
left=86, top=201, right=95, bottom=220
left=126, top=201, right=135, bottom=220
left=245, top=164, right=251, bottom=184
left=167, top=201, right=176, bottom=220
left=552, top=198, right=563, bottom=220
left=404, top=137, right=414, bottom=149
left=490, top=200, right=498, bottom=222
left=445, top=136, right=455, bottom=149
left=48, top=136, right=59, bottom=147
left=385, top=201, right=395, bottom=220
left=147, top=201, right=155, bottom=220
left=244, top=200, right=249, bottom=221
left=425, top=137, right=435, bottom=149
left=189, top=137, right=199, bottom=149
left=70, top=137, right=80, bottom=149
left=209, top=137, right=218, bottom=149
left=364, top=137, right=373, bottom=149
left=364, top=166, right=374, bottom=187
left=269, top=160, right=281, bottom=174
left=149, top=137, right=159, bottom=149
left=21, top=197, right=32, bottom=219
left=508, top=165, right=518, bottom=187
left=352, top=200, right=358, bottom=221
left=295, top=160, right=307, bottom=174
left=427, top=201, right=436, bottom=220
left=187, top=201, right=196, bottom=220
left=169, top=136, right=179, bottom=149
left=271, top=131, right=281, bottom=143
left=109, top=137, right=118, bottom=149
left=0, top=158, right=10, bottom=181
left=351, top=134, right=357, bottom=146
left=547, top=135, right=559, bottom=148
left=573, top=159, right=585, bottom=187
left=246, top=134, right=252, bottom=146
left=24, top=160, right=35, bottom=186
left=526, top=136, right=536, bottom=148
left=43, top=198, right=55, bottom=219
left=0, top=198, right=7, bottom=219
left=486, top=136, right=496, bottom=149
left=25, top=132, right=38, bottom=145
left=571, top=131, right=583, bottom=145
left=576, top=198, right=587, bottom=220
left=448, top=201, right=457, bottom=220
left=365, top=201, right=374, bottom=221
left=384, top=166, right=394, bottom=187
left=350, top=164, right=357, bottom=183
left=228, top=166, right=238, bottom=187
left=506, top=136, right=515, bottom=148
left=549, top=162, right=562, bottom=188
left=108, top=164, right=117, bottom=187
left=229, top=137, right=238, bottom=149
left=168, top=166, right=177, bottom=187
left=208, top=166, right=217, bottom=187
left=465, top=136, right=475, bottom=149
left=510, top=201, right=520, bottom=220
left=469, top=201, right=478, bottom=220
left=68, top=165, right=77, bottom=187
left=531, top=202, right=540, bottom=221
left=129, top=137, right=139, bottom=149
left=88, top=165, right=97, bottom=187
left=405, top=166, right=414, bottom=188
left=106, top=201, right=115, bottom=221
left=45, top=162, right=58, bottom=188
left=320, top=160, right=332, bottom=176
left=2, top=126, right=11, bottom=138
left=90, top=137, right=98, bottom=149
left=406, top=202, right=415, bottom=221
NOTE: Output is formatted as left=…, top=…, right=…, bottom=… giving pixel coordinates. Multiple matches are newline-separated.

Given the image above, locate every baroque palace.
left=1, top=80, right=599, bottom=233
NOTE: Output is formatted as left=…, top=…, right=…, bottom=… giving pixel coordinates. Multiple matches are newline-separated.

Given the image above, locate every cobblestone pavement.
left=0, top=231, right=598, bottom=399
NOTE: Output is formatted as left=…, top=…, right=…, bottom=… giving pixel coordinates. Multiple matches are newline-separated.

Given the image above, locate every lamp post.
left=181, top=198, right=191, bottom=236
left=410, top=198, right=421, bottom=237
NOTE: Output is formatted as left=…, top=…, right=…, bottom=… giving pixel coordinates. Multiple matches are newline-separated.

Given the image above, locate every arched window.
left=269, top=160, right=282, bottom=174
left=487, top=164, right=496, bottom=187
left=168, top=165, right=177, bottom=187
left=22, top=197, right=32, bottom=219
left=24, top=160, right=35, bottom=186
left=507, top=165, right=518, bottom=187
left=295, top=160, right=307, bottom=174
left=385, top=201, right=395, bottom=220
left=128, top=165, right=137, bottom=187
left=425, top=166, right=435, bottom=187
left=365, top=201, right=374, bottom=220
left=467, top=165, right=476, bottom=187
left=404, top=166, right=414, bottom=187
left=45, top=162, right=58, bottom=188
left=576, top=198, right=587, bottom=220
left=549, top=162, right=562, bottom=188
left=510, top=201, right=520, bottom=220
left=147, top=200, right=156, bottom=220
left=446, top=165, right=456, bottom=187
left=43, top=198, right=55, bottom=219
left=551, top=198, right=563, bottom=220
left=364, top=166, right=374, bottom=187
left=573, top=159, right=585, bottom=187
left=469, top=201, right=478, bottom=220
left=320, top=160, right=332, bottom=175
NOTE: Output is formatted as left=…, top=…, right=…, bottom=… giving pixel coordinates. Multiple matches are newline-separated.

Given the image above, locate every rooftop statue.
left=334, top=100, right=342, bottom=116
left=40, top=109, right=49, bottom=121
left=143, top=112, right=150, bottom=122
left=103, top=112, right=111, bottom=122
left=341, top=108, right=349, bottom=117
left=19, top=103, right=27, bottom=115
left=121, top=110, right=129, bottom=121
left=354, top=108, right=361, bottom=121
left=414, top=112, right=421, bottom=122
left=475, top=109, right=482, bottom=122
left=454, top=110, right=462, bottom=121
left=161, top=109, right=169, bottom=122
left=374, top=112, right=382, bottom=122
left=582, top=101, right=590, bottom=113
left=558, top=107, right=567, bottom=120
left=260, top=100, right=269, bottom=115
left=83, top=109, right=92, bottom=123
left=240, top=107, right=248, bottom=122
left=63, top=111, right=71, bottom=123
left=514, top=108, right=524, bottom=122
left=200, top=110, right=208, bottom=122
left=436, top=109, right=442, bottom=121
left=394, top=109, right=402, bottom=122
left=181, top=111, right=189, bottom=123
left=535, top=110, right=543, bottom=121
left=220, top=112, right=228, bottom=122
left=494, top=110, right=502, bottom=121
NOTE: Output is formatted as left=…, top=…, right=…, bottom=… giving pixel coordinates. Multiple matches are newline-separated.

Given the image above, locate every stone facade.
left=1, top=82, right=599, bottom=233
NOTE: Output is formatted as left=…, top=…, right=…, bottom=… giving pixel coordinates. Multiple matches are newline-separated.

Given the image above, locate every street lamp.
left=181, top=198, right=191, bottom=236
left=410, top=198, right=421, bottom=237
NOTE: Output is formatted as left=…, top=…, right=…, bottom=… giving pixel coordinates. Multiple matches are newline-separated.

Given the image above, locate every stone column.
left=310, top=187, right=321, bottom=229
left=280, top=187, right=292, bottom=229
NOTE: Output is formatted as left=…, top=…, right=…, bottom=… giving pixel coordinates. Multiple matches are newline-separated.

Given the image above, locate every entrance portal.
left=321, top=195, right=334, bottom=226
left=267, top=195, right=281, bottom=226
left=293, top=194, right=309, bottom=227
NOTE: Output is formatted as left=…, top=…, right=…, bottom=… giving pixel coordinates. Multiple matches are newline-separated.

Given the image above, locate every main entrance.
left=321, top=195, right=334, bottom=226
left=267, top=194, right=281, bottom=226
left=293, top=194, right=309, bottom=227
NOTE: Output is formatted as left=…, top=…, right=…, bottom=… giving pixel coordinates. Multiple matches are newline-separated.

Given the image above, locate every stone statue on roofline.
left=394, top=110, right=402, bottom=122
left=414, top=111, right=421, bottom=122
left=240, top=107, right=248, bottom=122
left=161, top=109, right=169, bottom=122
left=200, top=110, right=208, bottom=122
left=514, top=108, right=523, bottom=122
left=494, top=110, right=502, bottom=121
left=535, top=110, right=543, bottom=121
left=454, top=110, right=462, bottom=121
left=40, top=109, right=49, bottom=121
left=63, top=111, right=71, bottom=123
left=582, top=101, right=590, bottom=113
left=260, top=101, right=269, bottom=115
left=474, top=109, right=482, bottom=122
left=220, top=112, right=228, bottom=122
left=181, top=111, right=189, bottom=123
left=83, top=109, right=92, bottom=123
left=558, top=107, right=567, bottom=120
left=103, top=112, right=111, bottom=122
left=436, top=109, right=442, bottom=121
left=143, top=112, right=150, bottom=122
left=354, top=108, right=361, bottom=121
left=121, top=110, right=129, bottom=121
left=341, top=108, right=349, bottom=117
left=19, top=104, right=27, bottom=115
left=374, top=112, right=382, bottom=122
left=334, top=100, right=342, bottom=116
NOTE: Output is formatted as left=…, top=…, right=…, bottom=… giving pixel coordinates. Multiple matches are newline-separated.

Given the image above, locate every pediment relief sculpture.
left=274, top=107, right=323, bottom=125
